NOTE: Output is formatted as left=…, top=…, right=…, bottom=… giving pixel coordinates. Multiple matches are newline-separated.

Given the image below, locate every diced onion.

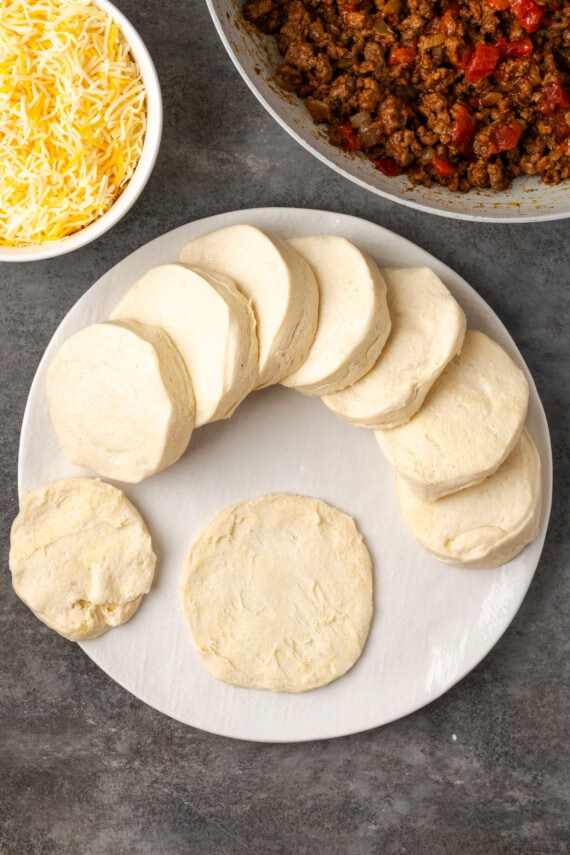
left=420, top=146, right=436, bottom=163
left=382, top=0, right=401, bottom=16
left=306, top=98, right=331, bottom=123
left=423, top=33, right=446, bottom=48
left=350, top=111, right=382, bottom=147
left=372, top=19, right=394, bottom=35
left=481, top=92, right=503, bottom=106
left=350, top=110, right=373, bottom=129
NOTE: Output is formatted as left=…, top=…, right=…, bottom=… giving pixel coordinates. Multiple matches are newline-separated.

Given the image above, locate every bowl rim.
left=0, top=0, right=162, bottom=263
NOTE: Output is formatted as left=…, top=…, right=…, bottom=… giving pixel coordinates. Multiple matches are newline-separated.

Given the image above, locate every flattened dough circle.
left=9, top=478, right=157, bottom=641
left=181, top=494, right=373, bottom=693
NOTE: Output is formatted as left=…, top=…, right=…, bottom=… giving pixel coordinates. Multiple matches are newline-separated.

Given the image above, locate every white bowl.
left=207, top=0, right=570, bottom=223
left=0, top=0, right=162, bottom=262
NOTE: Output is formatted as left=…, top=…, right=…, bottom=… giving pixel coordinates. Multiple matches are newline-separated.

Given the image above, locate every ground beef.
left=242, top=0, right=570, bottom=191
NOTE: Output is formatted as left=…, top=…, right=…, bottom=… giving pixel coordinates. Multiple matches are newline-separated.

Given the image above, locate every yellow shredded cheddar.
left=0, top=0, right=147, bottom=246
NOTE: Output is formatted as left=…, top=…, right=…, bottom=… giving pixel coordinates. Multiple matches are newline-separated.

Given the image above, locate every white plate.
left=19, top=208, right=552, bottom=742
left=207, top=0, right=570, bottom=223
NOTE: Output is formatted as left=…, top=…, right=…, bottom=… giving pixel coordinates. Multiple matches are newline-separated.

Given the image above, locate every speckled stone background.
left=1, top=2, right=569, bottom=853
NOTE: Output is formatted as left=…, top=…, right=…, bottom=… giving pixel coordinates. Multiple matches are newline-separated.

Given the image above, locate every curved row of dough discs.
left=10, top=225, right=542, bottom=693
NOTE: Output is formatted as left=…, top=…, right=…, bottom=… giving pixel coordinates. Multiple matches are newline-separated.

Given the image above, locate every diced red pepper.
left=496, top=36, right=508, bottom=59
left=538, top=81, right=570, bottom=115
left=426, top=15, right=441, bottom=33
left=493, top=120, right=522, bottom=151
left=487, top=0, right=510, bottom=9
left=510, top=0, right=545, bottom=33
left=484, top=120, right=523, bottom=155
left=437, top=10, right=453, bottom=33
left=372, top=155, right=402, bottom=177
left=450, top=104, right=477, bottom=154
left=465, top=43, right=500, bottom=84
left=437, top=1, right=460, bottom=34
left=341, top=2, right=359, bottom=11
left=431, top=156, right=456, bottom=177
left=552, top=114, right=570, bottom=142
left=452, top=44, right=473, bottom=72
left=506, top=37, right=534, bottom=58
left=296, top=81, right=318, bottom=98
left=495, top=36, right=534, bottom=60
left=336, top=121, right=362, bottom=151
left=389, top=45, right=416, bottom=68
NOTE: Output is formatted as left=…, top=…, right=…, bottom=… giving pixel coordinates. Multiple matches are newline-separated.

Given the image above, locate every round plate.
left=207, top=0, right=570, bottom=223
left=18, top=208, right=552, bottom=742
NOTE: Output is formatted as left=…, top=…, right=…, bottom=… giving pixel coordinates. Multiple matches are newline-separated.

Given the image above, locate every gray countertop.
left=1, top=2, right=568, bottom=852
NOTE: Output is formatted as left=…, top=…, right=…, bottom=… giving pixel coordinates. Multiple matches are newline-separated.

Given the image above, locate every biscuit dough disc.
left=280, top=235, right=391, bottom=395
left=181, top=494, right=373, bottom=693
left=46, top=320, right=195, bottom=484
left=179, top=225, right=319, bottom=389
left=110, top=263, right=258, bottom=427
left=322, top=267, right=466, bottom=427
left=396, top=429, right=542, bottom=568
left=9, top=478, right=157, bottom=641
left=375, top=330, right=529, bottom=501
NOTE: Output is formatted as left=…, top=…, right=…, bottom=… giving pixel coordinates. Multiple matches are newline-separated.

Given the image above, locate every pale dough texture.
left=46, top=320, right=195, bottom=483
left=179, top=224, right=319, bottom=389
left=323, top=266, right=466, bottom=427
left=10, top=478, right=157, bottom=641
left=281, top=235, right=391, bottom=395
left=181, top=494, right=373, bottom=692
left=110, top=263, right=258, bottom=427
left=396, top=429, right=542, bottom=568
left=375, top=330, right=529, bottom=501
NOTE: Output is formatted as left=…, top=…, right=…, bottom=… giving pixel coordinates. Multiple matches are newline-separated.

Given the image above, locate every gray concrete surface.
left=1, top=1, right=568, bottom=852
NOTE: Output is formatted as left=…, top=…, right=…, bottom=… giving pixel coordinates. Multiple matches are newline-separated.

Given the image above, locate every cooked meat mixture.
left=242, top=0, right=570, bottom=191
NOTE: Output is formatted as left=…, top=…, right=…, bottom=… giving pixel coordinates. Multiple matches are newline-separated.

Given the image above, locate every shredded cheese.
left=0, top=0, right=147, bottom=246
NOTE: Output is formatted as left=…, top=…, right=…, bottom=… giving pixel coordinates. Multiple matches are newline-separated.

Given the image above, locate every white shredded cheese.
left=0, top=0, right=147, bottom=246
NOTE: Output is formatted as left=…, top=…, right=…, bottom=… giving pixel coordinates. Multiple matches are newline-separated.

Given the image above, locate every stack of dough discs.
left=9, top=478, right=156, bottom=641
left=110, top=263, right=258, bottom=427
left=181, top=494, right=373, bottom=692
left=46, top=320, right=195, bottom=484
left=280, top=235, right=391, bottom=395
left=375, top=330, right=530, bottom=501
left=395, top=429, right=542, bottom=568
left=322, top=267, right=466, bottom=428
left=179, top=224, right=319, bottom=389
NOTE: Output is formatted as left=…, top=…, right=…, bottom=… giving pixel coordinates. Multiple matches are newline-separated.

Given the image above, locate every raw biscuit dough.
left=322, top=266, right=466, bottom=427
left=9, top=478, right=157, bottom=641
left=46, top=320, right=195, bottom=483
left=179, top=224, right=319, bottom=389
left=110, top=263, right=258, bottom=427
left=375, top=330, right=529, bottom=501
left=396, top=429, right=541, bottom=568
left=281, top=235, right=391, bottom=395
left=181, top=494, right=373, bottom=692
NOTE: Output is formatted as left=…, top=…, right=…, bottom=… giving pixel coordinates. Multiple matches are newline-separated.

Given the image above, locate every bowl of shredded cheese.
left=0, top=0, right=162, bottom=261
